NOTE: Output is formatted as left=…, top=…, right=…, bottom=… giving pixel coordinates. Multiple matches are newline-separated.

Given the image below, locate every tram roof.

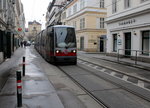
left=53, top=25, right=75, bottom=28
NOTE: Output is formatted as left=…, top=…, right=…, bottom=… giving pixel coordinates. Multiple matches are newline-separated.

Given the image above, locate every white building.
left=46, top=0, right=69, bottom=26
left=106, top=0, right=150, bottom=62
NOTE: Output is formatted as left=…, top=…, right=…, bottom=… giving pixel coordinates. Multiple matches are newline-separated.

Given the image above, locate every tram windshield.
left=55, top=27, right=76, bottom=48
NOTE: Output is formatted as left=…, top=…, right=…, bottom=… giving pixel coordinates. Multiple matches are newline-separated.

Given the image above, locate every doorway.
left=124, top=32, right=131, bottom=56
left=100, top=37, right=104, bottom=52
left=80, top=37, right=84, bottom=50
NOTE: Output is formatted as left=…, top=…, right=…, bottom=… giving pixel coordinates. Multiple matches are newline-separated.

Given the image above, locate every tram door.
left=80, top=37, right=84, bottom=50
left=125, top=32, right=131, bottom=56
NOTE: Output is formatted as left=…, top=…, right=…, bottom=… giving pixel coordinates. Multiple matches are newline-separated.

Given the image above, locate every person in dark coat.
left=23, top=41, right=27, bottom=48
left=20, top=41, right=23, bottom=47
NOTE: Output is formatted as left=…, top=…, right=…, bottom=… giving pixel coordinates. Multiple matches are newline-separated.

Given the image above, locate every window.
left=68, top=8, right=71, bottom=16
left=80, top=0, right=85, bottom=9
left=61, top=12, right=66, bottom=20
left=142, top=31, right=150, bottom=55
left=73, top=4, right=77, bottom=13
left=0, top=0, right=3, bottom=10
left=112, top=0, right=117, bottom=13
left=33, top=27, right=36, bottom=30
left=100, top=18, right=105, bottom=28
left=113, top=34, right=117, bottom=52
left=3, top=0, right=6, bottom=9
left=73, top=21, right=77, bottom=29
left=124, top=0, right=130, bottom=9
left=55, top=27, right=76, bottom=48
left=0, top=31, right=3, bottom=52
left=100, top=0, right=104, bottom=8
left=80, top=18, right=85, bottom=29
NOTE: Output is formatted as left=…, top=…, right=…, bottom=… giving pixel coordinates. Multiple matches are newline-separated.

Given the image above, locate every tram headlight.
left=56, top=50, right=60, bottom=53
left=72, top=50, right=76, bottom=53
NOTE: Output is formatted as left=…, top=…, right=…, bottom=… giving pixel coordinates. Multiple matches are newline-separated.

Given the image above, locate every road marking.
left=87, top=64, right=92, bottom=67
left=82, top=62, right=87, bottom=64
left=110, top=72, right=116, bottom=76
left=93, top=66, right=98, bottom=69
left=100, top=68, right=106, bottom=72
left=78, top=60, right=82, bottom=63
left=138, top=80, right=145, bottom=88
left=122, top=75, right=128, bottom=81
left=78, top=60, right=150, bottom=91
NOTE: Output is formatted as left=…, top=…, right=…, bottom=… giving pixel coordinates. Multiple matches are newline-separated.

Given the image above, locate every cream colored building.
left=28, top=20, right=41, bottom=41
left=106, top=0, right=150, bottom=62
left=65, top=0, right=107, bottom=52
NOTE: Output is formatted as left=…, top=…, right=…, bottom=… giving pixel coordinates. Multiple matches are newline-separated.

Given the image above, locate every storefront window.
left=113, top=34, right=117, bottom=52
left=142, top=31, right=150, bottom=55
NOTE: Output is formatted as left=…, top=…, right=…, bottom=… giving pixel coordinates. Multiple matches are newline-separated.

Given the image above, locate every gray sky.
left=21, top=0, right=52, bottom=29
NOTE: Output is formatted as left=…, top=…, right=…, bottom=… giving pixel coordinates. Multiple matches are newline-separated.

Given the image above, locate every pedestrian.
left=23, top=41, right=27, bottom=48
left=20, top=41, right=23, bottom=47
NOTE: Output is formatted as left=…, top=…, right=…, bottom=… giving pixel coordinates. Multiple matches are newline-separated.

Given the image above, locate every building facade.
left=46, top=0, right=107, bottom=52
left=46, top=0, right=69, bottom=26
left=106, top=0, right=150, bottom=62
left=28, top=20, right=41, bottom=41
left=0, top=0, right=25, bottom=63
left=66, top=0, right=107, bottom=52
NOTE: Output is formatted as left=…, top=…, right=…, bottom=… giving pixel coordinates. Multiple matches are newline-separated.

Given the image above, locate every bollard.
left=16, top=71, right=22, bottom=107
left=23, top=57, right=25, bottom=76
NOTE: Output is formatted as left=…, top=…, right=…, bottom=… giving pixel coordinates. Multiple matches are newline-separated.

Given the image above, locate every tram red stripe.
left=55, top=52, right=76, bottom=56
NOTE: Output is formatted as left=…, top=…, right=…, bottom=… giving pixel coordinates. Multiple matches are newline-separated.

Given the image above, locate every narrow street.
left=0, top=0, right=150, bottom=107
left=0, top=46, right=150, bottom=108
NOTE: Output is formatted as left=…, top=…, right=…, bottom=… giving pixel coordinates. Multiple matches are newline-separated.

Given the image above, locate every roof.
left=28, top=20, right=41, bottom=25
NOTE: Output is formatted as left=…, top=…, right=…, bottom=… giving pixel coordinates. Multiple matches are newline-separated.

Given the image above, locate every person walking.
left=23, top=41, right=27, bottom=48
left=20, top=41, right=23, bottom=47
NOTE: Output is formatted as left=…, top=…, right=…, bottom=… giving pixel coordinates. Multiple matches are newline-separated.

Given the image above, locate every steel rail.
left=77, top=58, right=150, bottom=102
left=78, top=58, right=150, bottom=84
left=57, top=66, right=109, bottom=108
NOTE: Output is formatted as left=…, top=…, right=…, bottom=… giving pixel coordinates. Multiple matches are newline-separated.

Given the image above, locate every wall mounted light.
left=134, top=31, right=137, bottom=35
left=118, top=33, right=120, bottom=37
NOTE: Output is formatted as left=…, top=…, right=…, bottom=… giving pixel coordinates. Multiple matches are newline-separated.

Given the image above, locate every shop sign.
left=119, top=19, right=136, bottom=26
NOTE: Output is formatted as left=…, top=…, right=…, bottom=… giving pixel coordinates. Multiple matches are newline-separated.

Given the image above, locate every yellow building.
left=65, top=0, right=107, bottom=52
left=28, top=20, right=41, bottom=41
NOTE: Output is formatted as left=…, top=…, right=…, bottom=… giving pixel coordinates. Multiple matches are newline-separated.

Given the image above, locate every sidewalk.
left=0, top=47, right=64, bottom=108
left=78, top=51, right=150, bottom=71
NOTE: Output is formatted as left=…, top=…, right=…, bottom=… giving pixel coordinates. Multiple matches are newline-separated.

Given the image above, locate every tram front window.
left=55, top=27, right=76, bottom=48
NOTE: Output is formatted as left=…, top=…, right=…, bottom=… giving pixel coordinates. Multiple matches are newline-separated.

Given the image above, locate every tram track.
left=57, top=66, right=109, bottom=108
left=78, top=58, right=150, bottom=84
left=77, top=58, right=150, bottom=102
left=57, top=60, right=150, bottom=108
